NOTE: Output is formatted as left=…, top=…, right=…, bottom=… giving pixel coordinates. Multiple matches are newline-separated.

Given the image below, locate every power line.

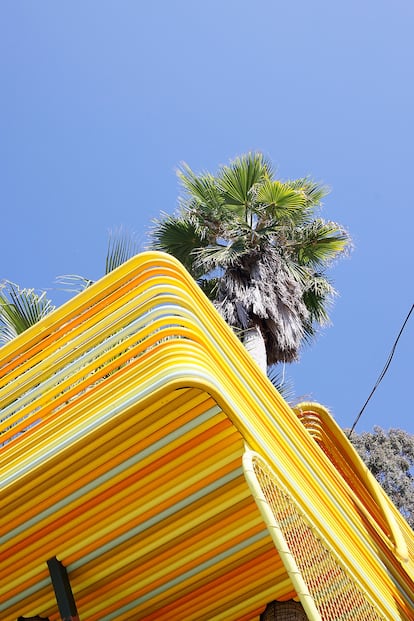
left=348, top=303, right=414, bottom=438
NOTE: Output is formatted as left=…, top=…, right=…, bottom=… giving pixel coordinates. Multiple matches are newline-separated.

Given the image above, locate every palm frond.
left=281, top=258, right=336, bottom=329
left=197, top=276, right=221, bottom=301
left=286, top=177, right=330, bottom=207
left=302, top=274, right=336, bottom=325
left=291, top=219, right=351, bottom=266
left=267, top=365, right=296, bottom=403
left=55, top=274, right=94, bottom=293
left=193, top=238, right=248, bottom=272
left=150, top=213, right=208, bottom=276
left=105, top=227, right=140, bottom=274
left=178, top=164, right=224, bottom=214
left=218, top=152, right=270, bottom=207
left=0, top=282, right=55, bottom=344
left=256, top=180, right=306, bottom=223
left=275, top=257, right=310, bottom=286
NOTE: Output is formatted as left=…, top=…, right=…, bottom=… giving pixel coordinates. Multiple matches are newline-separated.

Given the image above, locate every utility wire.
left=348, top=303, right=414, bottom=438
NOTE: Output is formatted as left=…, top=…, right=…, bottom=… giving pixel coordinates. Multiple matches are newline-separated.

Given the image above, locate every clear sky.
left=1, top=1, right=413, bottom=433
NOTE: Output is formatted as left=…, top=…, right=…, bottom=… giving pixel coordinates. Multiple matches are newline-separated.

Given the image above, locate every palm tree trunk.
left=242, top=325, right=267, bottom=372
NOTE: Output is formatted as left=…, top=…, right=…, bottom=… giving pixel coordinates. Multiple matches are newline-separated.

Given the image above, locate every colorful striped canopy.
left=1, top=252, right=413, bottom=620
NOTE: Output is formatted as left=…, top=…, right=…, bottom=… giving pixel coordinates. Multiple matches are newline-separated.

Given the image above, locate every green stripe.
left=4, top=466, right=244, bottom=609
left=100, top=530, right=270, bottom=621
left=4, top=404, right=222, bottom=541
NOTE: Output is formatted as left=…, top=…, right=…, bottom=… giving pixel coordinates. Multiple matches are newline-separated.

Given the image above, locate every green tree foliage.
left=151, top=152, right=351, bottom=367
left=0, top=281, right=55, bottom=345
left=349, top=427, right=414, bottom=528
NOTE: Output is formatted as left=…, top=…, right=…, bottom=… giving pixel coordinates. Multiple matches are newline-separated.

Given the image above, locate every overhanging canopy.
left=1, top=252, right=413, bottom=620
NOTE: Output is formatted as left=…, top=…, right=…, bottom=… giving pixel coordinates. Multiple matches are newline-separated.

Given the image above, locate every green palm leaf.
left=105, top=227, right=140, bottom=274
left=55, top=274, right=94, bottom=292
left=303, top=275, right=336, bottom=324
left=197, top=276, right=221, bottom=301
left=256, top=179, right=306, bottom=223
left=218, top=152, right=271, bottom=208
left=292, top=219, right=350, bottom=266
left=178, top=164, right=224, bottom=214
left=151, top=213, right=208, bottom=276
left=0, top=282, right=55, bottom=344
left=267, top=365, right=296, bottom=403
left=286, top=177, right=329, bottom=207
left=193, top=237, right=248, bottom=271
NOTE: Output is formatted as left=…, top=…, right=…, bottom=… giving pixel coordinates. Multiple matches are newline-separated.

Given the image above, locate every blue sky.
left=1, top=1, right=413, bottom=433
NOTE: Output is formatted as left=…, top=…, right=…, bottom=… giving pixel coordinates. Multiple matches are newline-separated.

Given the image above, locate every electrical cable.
left=348, top=303, right=414, bottom=438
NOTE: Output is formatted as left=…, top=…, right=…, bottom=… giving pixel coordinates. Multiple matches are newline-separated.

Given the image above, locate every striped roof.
left=1, top=252, right=413, bottom=620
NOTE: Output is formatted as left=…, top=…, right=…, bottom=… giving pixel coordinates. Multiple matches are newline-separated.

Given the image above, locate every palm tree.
left=151, top=152, right=351, bottom=371
left=0, top=282, right=55, bottom=345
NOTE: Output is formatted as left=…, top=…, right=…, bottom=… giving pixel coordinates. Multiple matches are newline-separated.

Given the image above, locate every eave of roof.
left=1, top=252, right=413, bottom=620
